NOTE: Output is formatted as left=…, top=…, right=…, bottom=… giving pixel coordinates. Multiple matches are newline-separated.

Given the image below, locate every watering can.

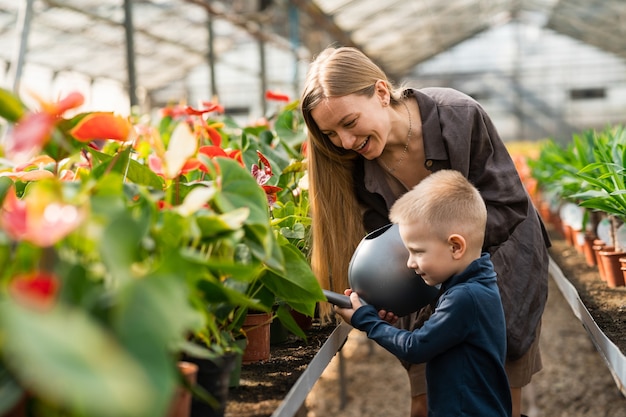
left=323, top=223, right=439, bottom=317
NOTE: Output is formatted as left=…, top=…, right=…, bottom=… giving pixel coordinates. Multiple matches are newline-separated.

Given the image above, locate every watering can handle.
left=322, top=289, right=353, bottom=309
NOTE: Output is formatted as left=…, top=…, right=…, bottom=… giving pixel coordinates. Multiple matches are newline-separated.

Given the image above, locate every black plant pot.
left=185, top=353, right=237, bottom=417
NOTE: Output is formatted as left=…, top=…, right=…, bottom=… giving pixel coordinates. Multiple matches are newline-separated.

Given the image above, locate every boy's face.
left=398, top=221, right=460, bottom=287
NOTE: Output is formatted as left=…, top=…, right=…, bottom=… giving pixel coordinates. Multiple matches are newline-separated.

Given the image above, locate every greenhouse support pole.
left=207, top=9, right=218, bottom=100
left=123, top=0, right=139, bottom=108
left=288, top=3, right=299, bottom=95
left=258, top=33, right=267, bottom=116
left=9, top=0, right=34, bottom=93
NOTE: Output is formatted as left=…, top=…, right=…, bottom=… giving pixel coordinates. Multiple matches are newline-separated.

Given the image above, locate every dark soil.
left=547, top=227, right=626, bottom=355
left=224, top=322, right=335, bottom=417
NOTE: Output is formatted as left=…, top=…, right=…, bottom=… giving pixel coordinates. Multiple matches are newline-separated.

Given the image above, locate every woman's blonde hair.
left=300, top=46, right=405, bottom=320
left=389, top=170, right=487, bottom=249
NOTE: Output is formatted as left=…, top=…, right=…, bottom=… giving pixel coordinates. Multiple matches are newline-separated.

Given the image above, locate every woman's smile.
left=354, top=136, right=369, bottom=151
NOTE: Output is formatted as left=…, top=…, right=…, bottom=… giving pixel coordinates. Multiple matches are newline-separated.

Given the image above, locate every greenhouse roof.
left=0, top=0, right=625, bottom=95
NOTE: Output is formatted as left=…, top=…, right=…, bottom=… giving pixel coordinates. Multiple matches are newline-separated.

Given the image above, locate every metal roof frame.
left=1, top=0, right=624, bottom=109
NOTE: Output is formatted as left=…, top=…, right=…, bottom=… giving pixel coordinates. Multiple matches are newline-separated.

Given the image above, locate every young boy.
left=336, top=169, right=512, bottom=417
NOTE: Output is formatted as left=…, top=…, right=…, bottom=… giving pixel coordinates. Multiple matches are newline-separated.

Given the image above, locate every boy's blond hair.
left=389, top=170, right=487, bottom=248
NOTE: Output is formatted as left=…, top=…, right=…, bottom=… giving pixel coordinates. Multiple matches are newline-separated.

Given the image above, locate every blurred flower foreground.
left=0, top=88, right=323, bottom=417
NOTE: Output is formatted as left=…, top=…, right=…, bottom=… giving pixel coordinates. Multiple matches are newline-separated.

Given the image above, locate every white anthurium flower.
left=219, top=207, right=250, bottom=230
left=176, top=186, right=216, bottom=216
left=297, top=172, right=309, bottom=190
left=164, top=123, right=197, bottom=179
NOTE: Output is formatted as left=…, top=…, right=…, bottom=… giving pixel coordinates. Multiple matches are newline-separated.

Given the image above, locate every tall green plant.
left=572, top=126, right=626, bottom=250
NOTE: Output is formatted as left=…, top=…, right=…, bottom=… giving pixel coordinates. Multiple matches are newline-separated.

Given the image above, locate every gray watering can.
left=323, top=223, right=439, bottom=317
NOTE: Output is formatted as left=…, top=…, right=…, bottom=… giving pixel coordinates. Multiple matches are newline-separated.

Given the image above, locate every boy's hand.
left=335, top=289, right=362, bottom=323
left=377, top=309, right=399, bottom=325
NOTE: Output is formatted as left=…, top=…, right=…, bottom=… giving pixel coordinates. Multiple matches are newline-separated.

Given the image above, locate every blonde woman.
left=300, top=46, right=549, bottom=417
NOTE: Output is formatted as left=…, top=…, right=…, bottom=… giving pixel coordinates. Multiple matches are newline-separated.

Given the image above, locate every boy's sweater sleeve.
left=351, top=289, right=473, bottom=363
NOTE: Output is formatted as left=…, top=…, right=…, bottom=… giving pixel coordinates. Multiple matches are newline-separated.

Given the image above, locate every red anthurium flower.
left=204, top=123, right=223, bottom=147
left=160, top=105, right=187, bottom=119
left=265, top=90, right=291, bottom=102
left=262, top=185, right=282, bottom=206
left=5, top=92, right=85, bottom=163
left=69, top=112, right=131, bottom=143
left=300, top=140, right=308, bottom=157
left=251, top=150, right=274, bottom=183
left=9, top=271, right=60, bottom=310
left=198, top=145, right=228, bottom=159
left=251, top=151, right=282, bottom=206
left=180, top=158, right=203, bottom=174
left=200, top=101, right=225, bottom=114
left=227, top=149, right=244, bottom=166
left=197, top=145, right=227, bottom=173
left=186, top=101, right=224, bottom=116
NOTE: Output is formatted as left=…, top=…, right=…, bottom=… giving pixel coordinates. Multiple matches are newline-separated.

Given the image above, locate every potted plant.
left=0, top=88, right=324, bottom=417
left=572, top=125, right=626, bottom=287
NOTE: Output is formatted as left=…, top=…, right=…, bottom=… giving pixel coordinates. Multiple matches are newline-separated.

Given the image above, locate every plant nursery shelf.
left=225, top=321, right=352, bottom=417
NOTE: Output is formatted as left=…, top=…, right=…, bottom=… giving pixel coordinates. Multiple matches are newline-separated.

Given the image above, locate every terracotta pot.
left=581, top=233, right=597, bottom=267
left=593, top=241, right=610, bottom=281
left=242, top=312, right=271, bottom=364
left=167, top=361, right=198, bottom=417
left=573, top=229, right=585, bottom=254
left=562, top=224, right=574, bottom=247
left=620, top=258, right=626, bottom=289
left=598, top=250, right=626, bottom=288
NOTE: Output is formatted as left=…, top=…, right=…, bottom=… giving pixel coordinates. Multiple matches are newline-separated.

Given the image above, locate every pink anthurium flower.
left=0, top=155, right=56, bottom=181
left=0, top=185, right=85, bottom=247
left=5, top=92, right=85, bottom=164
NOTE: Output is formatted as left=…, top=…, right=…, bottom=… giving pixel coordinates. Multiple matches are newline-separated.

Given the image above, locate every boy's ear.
left=448, top=234, right=466, bottom=259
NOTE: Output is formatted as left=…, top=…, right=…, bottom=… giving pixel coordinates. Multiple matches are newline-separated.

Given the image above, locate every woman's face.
left=310, top=87, right=391, bottom=160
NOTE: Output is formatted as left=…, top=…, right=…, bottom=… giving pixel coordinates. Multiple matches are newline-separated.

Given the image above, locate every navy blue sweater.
left=351, top=253, right=512, bottom=417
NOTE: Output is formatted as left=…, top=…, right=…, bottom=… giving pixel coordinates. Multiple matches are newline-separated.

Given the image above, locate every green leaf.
left=274, top=303, right=308, bottom=340
left=0, top=88, right=25, bottom=122
left=100, top=211, right=144, bottom=283
left=0, top=177, right=14, bottom=203
left=260, top=241, right=323, bottom=317
left=0, top=300, right=157, bottom=417
left=87, top=147, right=164, bottom=190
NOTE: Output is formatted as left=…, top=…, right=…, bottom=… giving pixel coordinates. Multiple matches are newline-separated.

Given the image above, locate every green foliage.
left=0, top=90, right=322, bottom=417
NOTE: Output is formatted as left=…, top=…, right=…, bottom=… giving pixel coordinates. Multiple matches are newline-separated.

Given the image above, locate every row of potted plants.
left=525, top=124, right=626, bottom=287
left=0, top=88, right=324, bottom=417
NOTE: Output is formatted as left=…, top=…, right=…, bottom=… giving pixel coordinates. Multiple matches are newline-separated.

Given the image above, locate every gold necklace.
left=379, top=100, right=412, bottom=173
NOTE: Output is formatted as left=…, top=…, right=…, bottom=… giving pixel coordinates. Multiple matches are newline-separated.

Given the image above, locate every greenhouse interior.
left=1, top=1, right=626, bottom=417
